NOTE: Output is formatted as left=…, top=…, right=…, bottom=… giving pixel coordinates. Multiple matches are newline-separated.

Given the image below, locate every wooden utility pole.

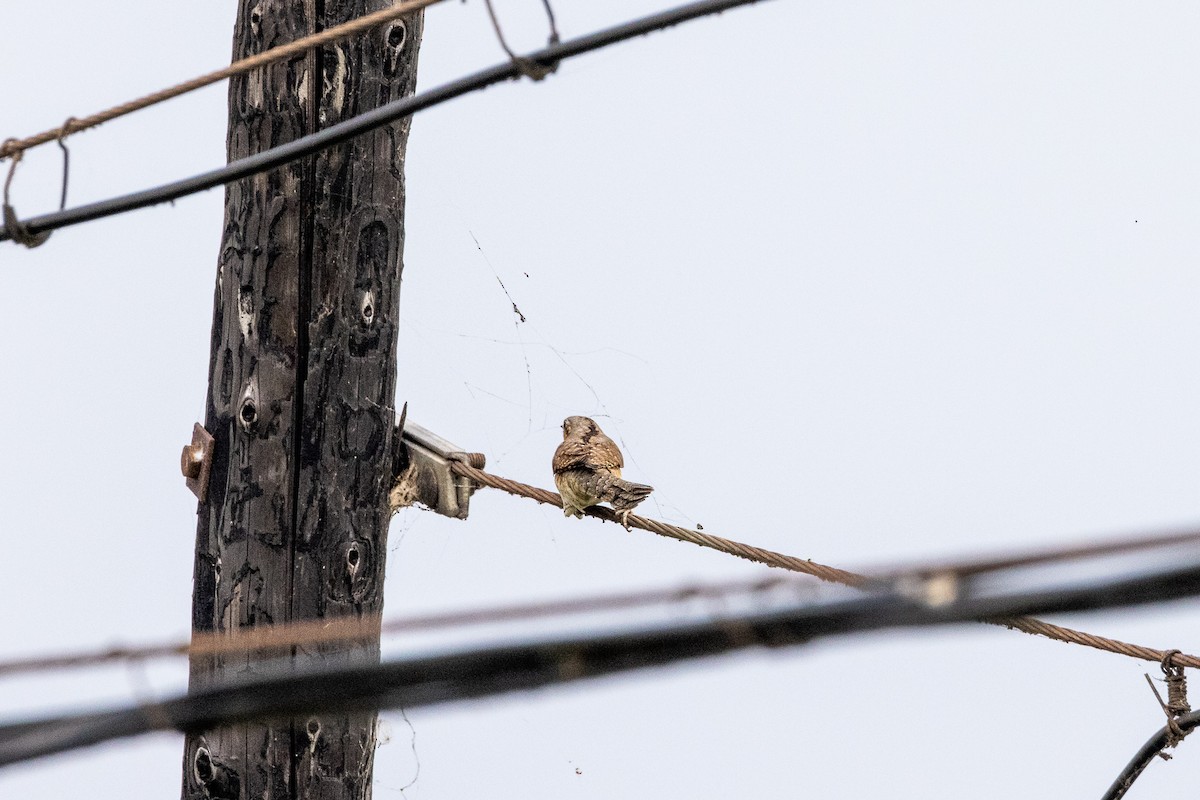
left=183, top=1, right=422, bottom=798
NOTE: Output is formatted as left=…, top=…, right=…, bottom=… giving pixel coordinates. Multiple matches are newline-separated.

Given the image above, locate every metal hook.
left=55, top=117, right=77, bottom=211
left=538, top=0, right=560, bottom=45
left=2, top=139, right=51, bottom=248
left=482, top=0, right=561, bottom=81
left=1, top=118, right=73, bottom=248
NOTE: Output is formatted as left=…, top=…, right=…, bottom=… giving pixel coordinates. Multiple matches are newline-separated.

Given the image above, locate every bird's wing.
left=553, top=432, right=624, bottom=473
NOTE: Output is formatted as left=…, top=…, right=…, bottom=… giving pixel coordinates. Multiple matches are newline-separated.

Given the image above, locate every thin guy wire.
left=0, top=577, right=807, bottom=677
left=446, top=459, right=1200, bottom=669
left=0, top=0, right=444, bottom=161
left=5, top=561, right=1200, bottom=769
left=7, top=505, right=1192, bottom=675
left=3, top=463, right=1183, bottom=675
left=867, top=527, right=1200, bottom=580
left=0, top=0, right=773, bottom=243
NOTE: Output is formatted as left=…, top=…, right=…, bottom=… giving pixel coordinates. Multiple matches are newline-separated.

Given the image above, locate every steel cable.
left=5, top=559, right=1200, bottom=769
left=0, top=576, right=806, bottom=677
left=448, top=459, right=1200, bottom=669
left=0, top=0, right=774, bottom=243
left=0, top=0, right=444, bottom=161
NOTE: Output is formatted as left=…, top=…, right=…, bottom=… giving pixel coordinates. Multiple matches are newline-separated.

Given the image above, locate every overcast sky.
left=4, top=1, right=1200, bottom=797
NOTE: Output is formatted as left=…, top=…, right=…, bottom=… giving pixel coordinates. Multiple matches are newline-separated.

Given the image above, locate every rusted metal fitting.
left=460, top=452, right=487, bottom=470
left=182, top=423, right=215, bottom=503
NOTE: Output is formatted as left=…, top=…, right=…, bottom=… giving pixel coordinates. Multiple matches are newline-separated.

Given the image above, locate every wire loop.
left=55, top=117, right=78, bottom=211
left=1145, top=649, right=1191, bottom=755
left=2, top=140, right=51, bottom=248
left=0, top=0, right=443, bottom=163
left=482, top=0, right=561, bottom=80
left=1163, top=649, right=1191, bottom=716
left=1, top=0, right=768, bottom=245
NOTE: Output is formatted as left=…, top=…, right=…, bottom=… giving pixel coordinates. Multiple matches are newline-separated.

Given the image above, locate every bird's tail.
left=607, top=478, right=654, bottom=512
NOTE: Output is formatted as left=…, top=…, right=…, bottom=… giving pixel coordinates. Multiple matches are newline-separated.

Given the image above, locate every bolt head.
left=181, top=444, right=204, bottom=479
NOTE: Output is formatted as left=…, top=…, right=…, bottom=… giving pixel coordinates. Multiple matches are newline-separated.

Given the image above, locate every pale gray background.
left=3, top=1, right=1200, bottom=797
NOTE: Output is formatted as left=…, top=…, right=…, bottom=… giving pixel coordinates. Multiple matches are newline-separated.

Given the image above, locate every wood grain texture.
left=185, top=2, right=422, bottom=798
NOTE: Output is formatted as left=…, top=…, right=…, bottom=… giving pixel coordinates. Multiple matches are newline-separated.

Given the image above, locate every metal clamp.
left=393, top=421, right=480, bottom=520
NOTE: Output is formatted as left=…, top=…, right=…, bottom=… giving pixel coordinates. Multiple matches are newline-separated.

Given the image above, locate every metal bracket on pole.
left=389, top=418, right=481, bottom=520
left=181, top=423, right=215, bottom=504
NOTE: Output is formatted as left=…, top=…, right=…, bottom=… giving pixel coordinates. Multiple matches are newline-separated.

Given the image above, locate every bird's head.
left=562, top=415, right=599, bottom=440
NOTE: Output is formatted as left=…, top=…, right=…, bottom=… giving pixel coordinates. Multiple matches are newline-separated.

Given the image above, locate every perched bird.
left=552, top=415, right=653, bottom=529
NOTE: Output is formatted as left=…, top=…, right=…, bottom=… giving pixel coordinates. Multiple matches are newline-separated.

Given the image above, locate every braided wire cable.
left=0, top=0, right=443, bottom=161
left=448, top=459, right=1200, bottom=669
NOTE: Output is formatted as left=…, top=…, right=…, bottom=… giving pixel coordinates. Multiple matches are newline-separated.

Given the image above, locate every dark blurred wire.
left=0, top=575, right=813, bottom=677
left=0, top=0, right=442, bottom=161
left=4, top=556, right=1200, bottom=768
left=5, top=522, right=1200, bottom=678
left=1102, top=709, right=1200, bottom=800
left=0, top=0, right=772, bottom=244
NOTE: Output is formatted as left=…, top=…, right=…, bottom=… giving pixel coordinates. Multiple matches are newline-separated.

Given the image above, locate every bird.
left=552, top=415, right=653, bottom=529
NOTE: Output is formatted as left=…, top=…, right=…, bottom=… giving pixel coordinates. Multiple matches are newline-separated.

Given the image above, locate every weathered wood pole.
left=183, top=1, right=422, bottom=798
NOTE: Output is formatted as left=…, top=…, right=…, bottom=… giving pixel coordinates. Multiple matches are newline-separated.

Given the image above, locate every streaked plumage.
left=552, top=415, right=653, bottom=529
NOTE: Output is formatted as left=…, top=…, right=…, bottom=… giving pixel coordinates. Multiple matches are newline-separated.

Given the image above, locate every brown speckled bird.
left=552, top=415, right=653, bottom=529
